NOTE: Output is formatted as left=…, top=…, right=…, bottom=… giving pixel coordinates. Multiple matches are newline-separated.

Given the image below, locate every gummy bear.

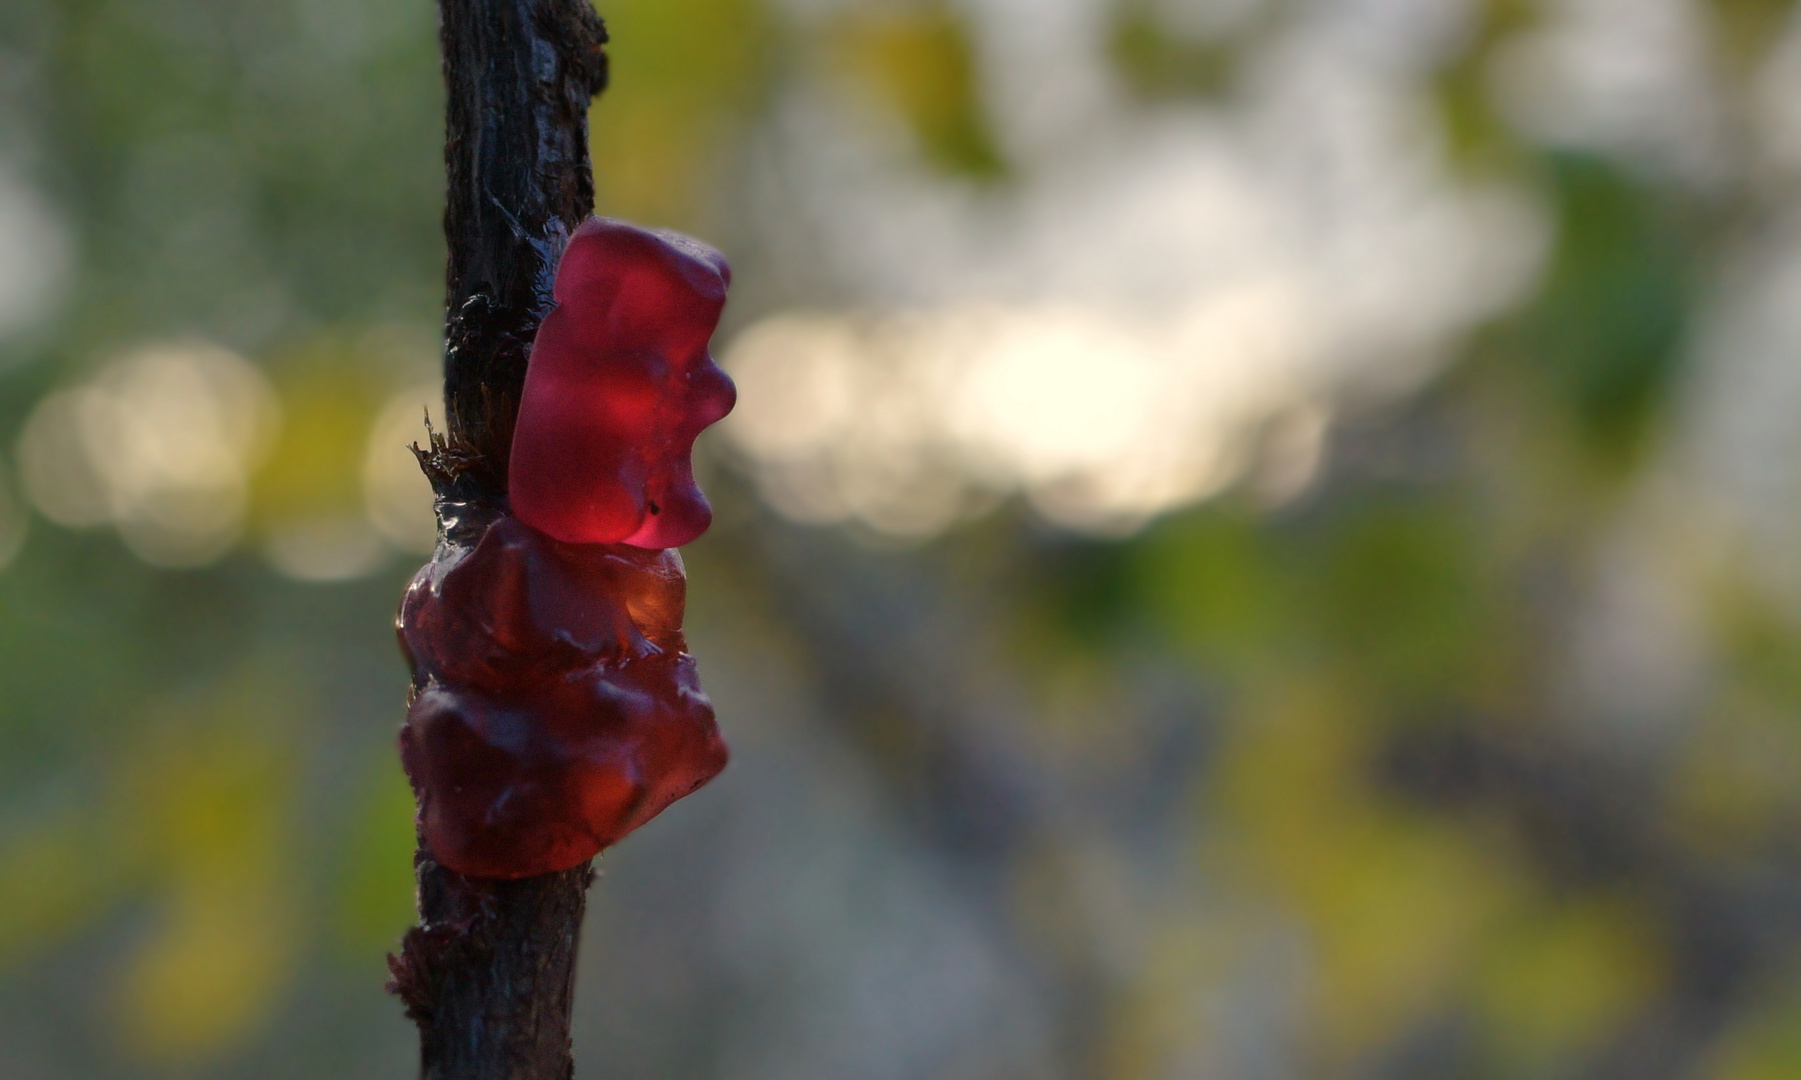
left=508, top=217, right=737, bottom=549
left=399, top=508, right=728, bottom=878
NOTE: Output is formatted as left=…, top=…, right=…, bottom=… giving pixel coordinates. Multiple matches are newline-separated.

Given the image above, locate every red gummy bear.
left=398, top=511, right=728, bottom=878
left=508, top=217, right=737, bottom=549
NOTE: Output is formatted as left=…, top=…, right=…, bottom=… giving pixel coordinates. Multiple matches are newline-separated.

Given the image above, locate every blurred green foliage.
left=835, top=5, right=1008, bottom=177
left=1516, top=155, right=1695, bottom=469
left=1108, top=2, right=1242, bottom=102
left=590, top=0, right=770, bottom=226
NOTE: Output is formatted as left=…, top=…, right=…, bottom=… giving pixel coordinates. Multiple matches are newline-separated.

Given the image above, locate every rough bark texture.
left=387, top=2, right=609, bottom=1078
left=436, top=0, right=609, bottom=495
left=391, top=855, right=597, bottom=1080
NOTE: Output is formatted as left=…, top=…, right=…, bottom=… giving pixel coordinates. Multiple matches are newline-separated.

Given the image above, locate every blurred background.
left=5, top=0, right=1801, bottom=1077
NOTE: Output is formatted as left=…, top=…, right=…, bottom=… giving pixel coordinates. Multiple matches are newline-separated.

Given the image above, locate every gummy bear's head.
left=508, top=217, right=737, bottom=548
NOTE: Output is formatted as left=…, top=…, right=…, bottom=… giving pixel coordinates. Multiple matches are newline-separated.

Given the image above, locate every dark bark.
left=388, top=2, right=609, bottom=1078
left=434, top=0, right=608, bottom=495
left=389, top=855, right=596, bottom=1080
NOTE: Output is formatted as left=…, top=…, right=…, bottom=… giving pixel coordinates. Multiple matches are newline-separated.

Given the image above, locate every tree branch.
left=436, top=0, right=608, bottom=495
left=388, top=3, right=609, bottom=1078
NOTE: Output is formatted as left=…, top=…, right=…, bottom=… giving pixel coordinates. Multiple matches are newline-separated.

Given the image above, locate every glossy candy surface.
left=399, top=511, right=728, bottom=878
left=508, top=217, right=737, bottom=548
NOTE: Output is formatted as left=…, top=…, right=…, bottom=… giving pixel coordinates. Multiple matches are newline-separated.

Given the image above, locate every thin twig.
left=387, top=2, right=609, bottom=1077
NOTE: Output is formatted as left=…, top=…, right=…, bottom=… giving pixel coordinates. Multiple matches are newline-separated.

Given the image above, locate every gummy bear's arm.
left=599, top=546, right=689, bottom=654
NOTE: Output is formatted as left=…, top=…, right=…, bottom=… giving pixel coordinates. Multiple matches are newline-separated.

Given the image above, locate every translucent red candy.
left=398, top=511, right=728, bottom=878
left=508, top=217, right=737, bottom=549
left=400, top=218, right=736, bottom=877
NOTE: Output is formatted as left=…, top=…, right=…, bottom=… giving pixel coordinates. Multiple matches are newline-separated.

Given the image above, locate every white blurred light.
left=263, top=516, right=388, bottom=582
left=362, top=384, right=443, bottom=555
left=1487, top=0, right=1724, bottom=183
left=17, top=389, right=114, bottom=527
left=949, top=308, right=1162, bottom=485
left=729, top=0, right=1549, bottom=539
left=723, top=284, right=1329, bottom=537
left=1754, top=12, right=1801, bottom=179
left=0, top=167, right=72, bottom=344
left=16, top=343, right=279, bottom=567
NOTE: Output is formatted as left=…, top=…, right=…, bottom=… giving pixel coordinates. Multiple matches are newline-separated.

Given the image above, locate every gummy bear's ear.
left=564, top=218, right=729, bottom=305
left=651, top=226, right=731, bottom=292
